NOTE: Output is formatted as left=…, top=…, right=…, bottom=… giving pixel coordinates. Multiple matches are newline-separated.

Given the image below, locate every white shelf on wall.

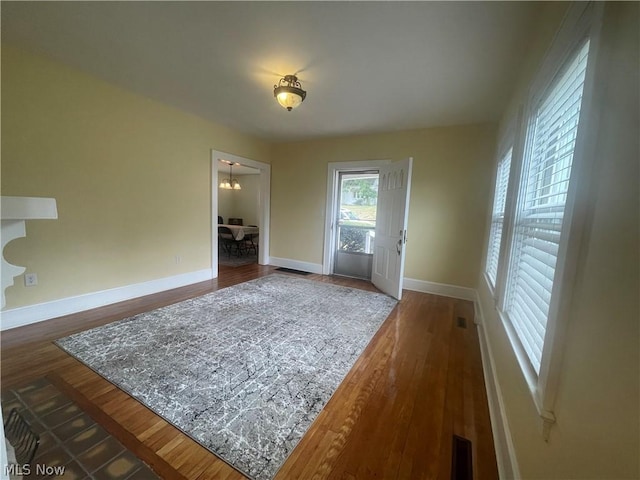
left=1, top=196, right=57, bottom=309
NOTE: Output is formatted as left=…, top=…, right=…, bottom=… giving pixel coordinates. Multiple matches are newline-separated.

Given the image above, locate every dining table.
left=220, top=224, right=259, bottom=241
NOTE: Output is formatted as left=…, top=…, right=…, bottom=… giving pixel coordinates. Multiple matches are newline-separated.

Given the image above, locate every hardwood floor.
left=1, top=265, right=498, bottom=479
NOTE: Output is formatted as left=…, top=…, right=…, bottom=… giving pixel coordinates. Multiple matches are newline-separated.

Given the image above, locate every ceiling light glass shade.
left=274, top=75, right=306, bottom=111
left=276, top=89, right=304, bottom=111
left=219, top=163, right=241, bottom=190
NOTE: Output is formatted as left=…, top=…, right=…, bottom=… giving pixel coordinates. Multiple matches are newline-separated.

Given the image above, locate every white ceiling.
left=1, top=1, right=539, bottom=142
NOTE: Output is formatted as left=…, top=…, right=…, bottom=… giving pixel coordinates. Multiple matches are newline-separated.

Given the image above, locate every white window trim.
left=536, top=1, right=605, bottom=434
left=483, top=120, right=516, bottom=295
left=485, top=1, right=605, bottom=439
left=493, top=106, right=527, bottom=308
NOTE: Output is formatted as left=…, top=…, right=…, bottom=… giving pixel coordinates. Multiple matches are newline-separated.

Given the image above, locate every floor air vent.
left=275, top=267, right=311, bottom=276
left=451, top=435, right=473, bottom=480
left=456, top=316, right=468, bottom=329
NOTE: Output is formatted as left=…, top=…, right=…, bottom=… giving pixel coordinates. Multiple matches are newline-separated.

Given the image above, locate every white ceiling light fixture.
left=274, top=74, right=307, bottom=111
left=219, top=161, right=241, bottom=190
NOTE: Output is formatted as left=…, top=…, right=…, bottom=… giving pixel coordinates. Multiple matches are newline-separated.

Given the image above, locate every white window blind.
left=505, top=40, right=590, bottom=374
left=486, top=148, right=512, bottom=287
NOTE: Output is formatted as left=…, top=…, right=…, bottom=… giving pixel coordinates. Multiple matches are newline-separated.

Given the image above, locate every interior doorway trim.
left=211, top=150, right=271, bottom=278
left=323, top=160, right=390, bottom=276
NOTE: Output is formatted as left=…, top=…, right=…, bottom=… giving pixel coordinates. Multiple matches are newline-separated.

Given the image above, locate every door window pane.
left=338, top=173, right=378, bottom=254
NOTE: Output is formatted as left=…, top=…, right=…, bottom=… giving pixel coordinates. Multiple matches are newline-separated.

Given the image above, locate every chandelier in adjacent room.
left=219, top=161, right=241, bottom=190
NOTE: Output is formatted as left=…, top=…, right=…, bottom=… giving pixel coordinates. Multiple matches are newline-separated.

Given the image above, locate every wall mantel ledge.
left=1, top=196, right=57, bottom=309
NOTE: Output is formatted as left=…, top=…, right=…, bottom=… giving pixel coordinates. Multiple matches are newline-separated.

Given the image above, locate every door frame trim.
left=323, top=160, right=390, bottom=275
left=211, top=150, right=271, bottom=278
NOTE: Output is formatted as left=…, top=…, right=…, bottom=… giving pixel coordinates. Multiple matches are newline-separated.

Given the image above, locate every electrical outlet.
left=175, top=255, right=181, bottom=264
left=24, top=273, right=38, bottom=287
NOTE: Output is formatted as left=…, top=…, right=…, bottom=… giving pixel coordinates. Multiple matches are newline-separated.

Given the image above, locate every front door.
left=371, top=157, right=413, bottom=300
left=333, top=171, right=379, bottom=280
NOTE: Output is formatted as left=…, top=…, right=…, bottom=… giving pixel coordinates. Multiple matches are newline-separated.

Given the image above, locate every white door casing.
left=371, top=157, right=413, bottom=299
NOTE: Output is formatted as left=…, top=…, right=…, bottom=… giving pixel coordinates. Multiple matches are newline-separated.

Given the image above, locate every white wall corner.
left=474, top=290, right=521, bottom=480
left=0, top=269, right=213, bottom=331
left=268, top=257, right=323, bottom=275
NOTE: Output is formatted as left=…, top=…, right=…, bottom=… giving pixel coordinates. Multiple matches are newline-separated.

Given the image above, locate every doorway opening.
left=334, top=171, right=379, bottom=279
left=217, top=160, right=261, bottom=267
left=211, top=150, right=271, bottom=278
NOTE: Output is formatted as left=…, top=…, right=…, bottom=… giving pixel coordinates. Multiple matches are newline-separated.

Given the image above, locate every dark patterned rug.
left=56, top=274, right=396, bottom=479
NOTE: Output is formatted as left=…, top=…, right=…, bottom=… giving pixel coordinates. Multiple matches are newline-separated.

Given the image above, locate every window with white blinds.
left=485, top=148, right=512, bottom=288
left=504, top=40, right=590, bottom=374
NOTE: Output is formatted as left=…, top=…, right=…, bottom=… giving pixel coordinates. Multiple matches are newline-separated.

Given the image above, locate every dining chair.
left=244, top=225, right=259, bottom=257
left=228, top=218, right=243, bottom=225
left=218, top=226, right=244, bottom=257
left=218, top=215, right=224, bottom=224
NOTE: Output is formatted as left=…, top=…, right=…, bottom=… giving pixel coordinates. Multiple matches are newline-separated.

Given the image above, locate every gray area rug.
left=56, top=274, right=397, bottom=479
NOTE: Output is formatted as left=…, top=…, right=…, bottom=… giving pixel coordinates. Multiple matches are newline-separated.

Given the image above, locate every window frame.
left=505, top=38, right=591, bottom=375
left=484, top=140, right=514, bottom=292
left=485, top=1, right=605, bottom=436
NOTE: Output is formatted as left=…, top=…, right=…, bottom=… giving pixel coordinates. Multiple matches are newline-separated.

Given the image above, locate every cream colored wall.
left=478, top=3, right=639, bottom=478
left=1, top=45, right=270, bottom=309
left=271, top=124, right=497, bottom=287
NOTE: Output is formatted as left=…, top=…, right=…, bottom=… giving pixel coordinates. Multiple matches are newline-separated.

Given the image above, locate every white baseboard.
left=402, top=275, right=522, bottom=478
left=403, top=277, right=477, bottom=302
left=474, top=291, right=521, bottom=480
left=0, top=269, right=213, bottom=331
left=269, top=257, right=323, bottom=275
